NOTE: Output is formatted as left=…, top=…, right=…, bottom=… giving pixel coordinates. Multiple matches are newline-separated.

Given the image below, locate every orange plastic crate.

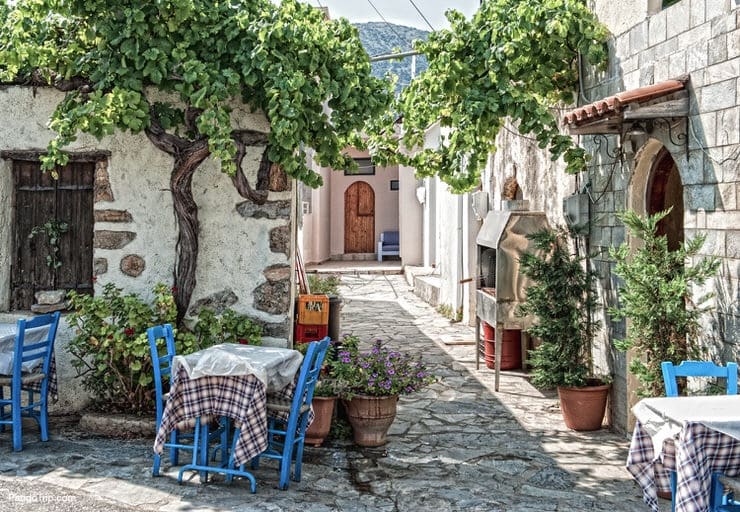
left=297, top=294, right=329, bottom=325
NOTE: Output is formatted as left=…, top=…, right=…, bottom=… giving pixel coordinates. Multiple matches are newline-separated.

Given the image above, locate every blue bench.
left=377, top=231, right=399, bottom=261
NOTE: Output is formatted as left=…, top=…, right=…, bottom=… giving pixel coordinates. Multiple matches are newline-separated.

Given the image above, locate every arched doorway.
left=344, top=181, right=375, bottom=253
left=646, top=147, right=684, bottom=251
left=625, top=139, right=685, bottom=430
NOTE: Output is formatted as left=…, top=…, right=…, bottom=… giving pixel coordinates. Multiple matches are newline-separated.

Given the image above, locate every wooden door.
left=12, top=160, right=95, bottom=309
left=344, top=181, right=375, bottom=253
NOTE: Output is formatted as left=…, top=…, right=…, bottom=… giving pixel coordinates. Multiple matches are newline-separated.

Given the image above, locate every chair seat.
left=0, top=372, right=46, bottom=386
left=266, top=399, right=310, bottom=415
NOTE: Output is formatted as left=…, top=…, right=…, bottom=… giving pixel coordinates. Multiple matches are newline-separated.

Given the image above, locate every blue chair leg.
left=38, top=390, right=49, bottom=442
left=712, top=472, right=726, bottom=511
left=278, top=433, right=296, bottom=490
left=0, top=386, right=6, bottom=433
left=670, top=469, right=677, bottom=512
left=293, top=436, right=306, bottom=483
left=11, top=386, right=22, bottom=452
left=152, top=452, right=162, bottom=477
left=170, top=429, right=179, bottom=466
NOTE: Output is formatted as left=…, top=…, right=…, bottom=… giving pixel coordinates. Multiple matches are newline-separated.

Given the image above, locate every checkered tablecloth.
left=154, top=366, right=269, bottom=467
left=153, top=366, right=313, bottom=468
left=627, top=420, right=740, bottom=512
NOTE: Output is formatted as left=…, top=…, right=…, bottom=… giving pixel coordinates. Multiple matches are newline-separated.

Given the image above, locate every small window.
left=662, top=0, right=680, bottom=8
left=344, top=157, right=375, bottom=176
left=390, top=180, right=399, bottom=191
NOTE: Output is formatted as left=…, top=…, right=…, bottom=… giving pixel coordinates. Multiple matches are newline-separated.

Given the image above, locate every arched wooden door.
left=344, top=181, right=375, bottom=253
left=647, top=147, right=684, bottom=251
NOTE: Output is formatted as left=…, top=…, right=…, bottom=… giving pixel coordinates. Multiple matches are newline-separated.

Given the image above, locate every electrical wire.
left=366, top=0, right=410, bottom=50
left=408, top=0, right=435, bottom=31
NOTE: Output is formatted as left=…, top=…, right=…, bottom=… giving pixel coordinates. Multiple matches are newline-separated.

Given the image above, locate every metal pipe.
left=370, top=50, right=421, bottom=62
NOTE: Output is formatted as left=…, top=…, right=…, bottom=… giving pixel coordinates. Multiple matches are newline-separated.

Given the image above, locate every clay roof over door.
left=563, top=76, right=689, bottom=134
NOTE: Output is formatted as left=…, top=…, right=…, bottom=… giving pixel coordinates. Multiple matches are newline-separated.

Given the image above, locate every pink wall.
left=329, top=148, right=399, bottom=257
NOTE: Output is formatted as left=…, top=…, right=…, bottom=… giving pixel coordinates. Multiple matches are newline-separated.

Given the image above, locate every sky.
left=307, top=1, right=481, bottom=31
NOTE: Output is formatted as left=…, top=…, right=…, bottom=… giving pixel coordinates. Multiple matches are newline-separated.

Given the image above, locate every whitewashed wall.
left=0, top=86, right=292, bottom=411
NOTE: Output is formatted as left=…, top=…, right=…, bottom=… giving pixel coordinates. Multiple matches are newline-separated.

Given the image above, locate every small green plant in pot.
left=518, top=228, right=609, bottom=431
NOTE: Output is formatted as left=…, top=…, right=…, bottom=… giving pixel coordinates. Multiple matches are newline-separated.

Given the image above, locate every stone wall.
left=0, top=86, right=293, bottom=411
left=483, top=0, right=740, bottom=432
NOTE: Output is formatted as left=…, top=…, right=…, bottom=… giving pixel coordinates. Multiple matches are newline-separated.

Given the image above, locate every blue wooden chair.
left=148, top=324, right=227, bottom=477
left=0, top=312, right=60, bottom=451
left=661, top=360, right=739, bottom=512
left=228, top=336, right=331, bottom=491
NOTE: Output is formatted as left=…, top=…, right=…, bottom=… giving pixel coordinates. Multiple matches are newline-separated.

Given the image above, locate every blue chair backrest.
left=13, top=312, right=60, bottom=380
left=289, top=337, right=331, bottom=429
left=661, top=360, right=738, bottom=397
left=382, top=231, right=399, bottom=245
left=147, top=324, right=177, bottom=425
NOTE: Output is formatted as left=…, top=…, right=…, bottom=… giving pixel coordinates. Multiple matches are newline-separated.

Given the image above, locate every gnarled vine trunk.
left=146, top=109, right=272, bottom=325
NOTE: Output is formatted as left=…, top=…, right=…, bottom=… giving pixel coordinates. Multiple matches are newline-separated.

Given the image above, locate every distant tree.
left=0, top=0, right=391, bottom=322
left=368, top=0, right=609, bottom=192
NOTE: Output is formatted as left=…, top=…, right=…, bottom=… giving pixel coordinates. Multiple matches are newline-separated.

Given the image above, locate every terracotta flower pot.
left=344, top=395, right=398, bottom=447
left=557, top=383, right=611, bottom=431
left=305, top=396, right=336, bottom=447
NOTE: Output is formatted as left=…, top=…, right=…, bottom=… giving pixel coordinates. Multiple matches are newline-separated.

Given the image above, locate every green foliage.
left=609, top=209, right=720, bottom=397
left=28, top=218, right=69, bottom=270
left=0, top=0, right=392, bottom=187
left=367, top=0, right=609, bottom=192
left=66, top=283, right=262, bottom=414
left=191, top=308, right=262, bottom=347
left=437, top=303, right=463, bottom=322
left=307, top=274, right=341, bottom=296
left=518, top=228, right=599, bottom=388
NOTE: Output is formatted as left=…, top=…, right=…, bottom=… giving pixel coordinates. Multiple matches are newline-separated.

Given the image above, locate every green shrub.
left=67, top=283, right=262, bottom=414
left=610, top=209, right=720, bottom=397
left=518, top=228, right=599, bottom=389
left=307, top=274, right=341, bottom=296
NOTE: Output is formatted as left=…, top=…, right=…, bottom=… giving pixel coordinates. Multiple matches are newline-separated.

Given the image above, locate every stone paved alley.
left=0, top=274, right=650, bottom=511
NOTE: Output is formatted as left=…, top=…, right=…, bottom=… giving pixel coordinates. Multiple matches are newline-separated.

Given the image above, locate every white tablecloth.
left=173, top=344, right=303, bottom=390
left=633, top=395, right=740, bottom=451
left=0, top=323, right=51, bottom=374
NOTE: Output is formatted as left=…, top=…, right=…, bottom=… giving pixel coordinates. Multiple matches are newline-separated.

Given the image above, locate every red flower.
left=238, top=339, right=249, bottom=345
left=91, top=275, right=97, bottom=283
left=171, top=286, right=178, bottom=293
left=124, top=328, right=135, bottom=337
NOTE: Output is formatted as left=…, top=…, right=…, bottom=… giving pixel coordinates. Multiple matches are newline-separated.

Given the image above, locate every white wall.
left=399, top=164, right=423, bottom=265
left=0, top=86, right=290, bottom=410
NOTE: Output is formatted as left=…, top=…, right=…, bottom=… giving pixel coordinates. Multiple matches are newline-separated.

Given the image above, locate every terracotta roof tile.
left=563, top=76, right=688, bottom=127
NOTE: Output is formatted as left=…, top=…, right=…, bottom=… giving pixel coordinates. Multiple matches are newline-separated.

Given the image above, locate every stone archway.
left=628, top=138, right=684, bottom=244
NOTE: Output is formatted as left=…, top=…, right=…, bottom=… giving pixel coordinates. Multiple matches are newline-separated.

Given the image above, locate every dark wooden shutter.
left=11, top=161, right=95, bottom=310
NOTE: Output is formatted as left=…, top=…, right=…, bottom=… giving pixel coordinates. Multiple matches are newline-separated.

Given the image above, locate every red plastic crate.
left=295, top=323, right=329, bottom=344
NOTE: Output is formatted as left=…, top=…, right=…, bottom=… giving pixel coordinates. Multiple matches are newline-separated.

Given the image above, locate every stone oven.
left=475, top=202, right=548, bottom=391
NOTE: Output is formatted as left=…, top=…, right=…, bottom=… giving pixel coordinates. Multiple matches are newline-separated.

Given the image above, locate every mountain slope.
left=355, top=22, right=429, bottom=92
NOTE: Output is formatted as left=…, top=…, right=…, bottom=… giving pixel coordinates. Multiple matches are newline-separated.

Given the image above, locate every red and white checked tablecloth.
left=153, top=366, right=313, bottom=467
left=627, top=420, right=740, bottom=512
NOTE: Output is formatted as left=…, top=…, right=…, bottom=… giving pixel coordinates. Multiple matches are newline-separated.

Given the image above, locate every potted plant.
left=304, top=377, right=342, bottom=447
left=518, top=227, right=609, bottom=431
left=331, top=334, right=436, bottom=446
left=609, top=209, right=720, bottom=397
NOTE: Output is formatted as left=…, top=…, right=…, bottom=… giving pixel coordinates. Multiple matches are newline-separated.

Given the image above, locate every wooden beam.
left=0, top=149, right=111, bottom=162
left=623, top=97, right=689, bottom=120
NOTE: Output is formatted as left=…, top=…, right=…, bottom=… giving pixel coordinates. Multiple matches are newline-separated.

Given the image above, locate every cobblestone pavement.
left=0, top=274, right=652, bottom=511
